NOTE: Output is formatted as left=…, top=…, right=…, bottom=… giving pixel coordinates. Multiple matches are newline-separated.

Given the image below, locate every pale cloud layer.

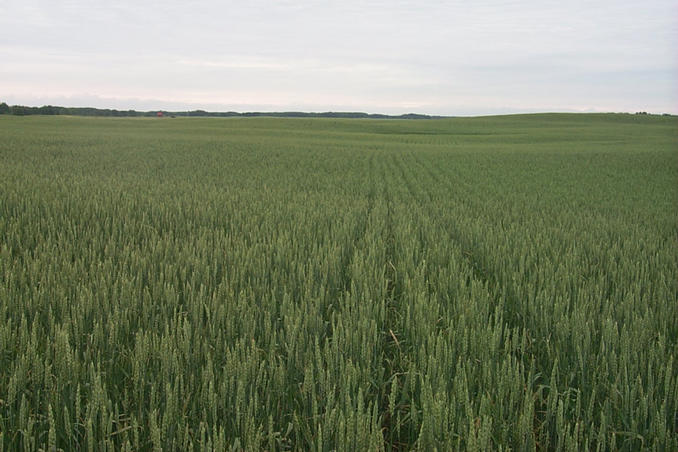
left=1, top=1, right=676, bottom=115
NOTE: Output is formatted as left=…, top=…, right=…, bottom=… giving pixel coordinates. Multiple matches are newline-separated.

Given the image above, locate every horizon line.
left=1, top=101, right=674, bottom=119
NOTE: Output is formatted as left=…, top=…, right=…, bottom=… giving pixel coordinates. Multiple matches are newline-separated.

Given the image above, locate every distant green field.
left=1, top=114, right=676, bottom=451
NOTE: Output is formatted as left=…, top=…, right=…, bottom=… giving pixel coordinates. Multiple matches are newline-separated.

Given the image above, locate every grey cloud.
left=1, top=0, right=675, bottom=114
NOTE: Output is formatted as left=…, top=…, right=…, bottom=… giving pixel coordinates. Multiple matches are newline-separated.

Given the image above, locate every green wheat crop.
left=0, top=113, right=676, bottom=451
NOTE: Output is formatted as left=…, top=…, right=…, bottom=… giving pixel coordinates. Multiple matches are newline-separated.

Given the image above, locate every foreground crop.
left=0, top=114, right=676, bottom=451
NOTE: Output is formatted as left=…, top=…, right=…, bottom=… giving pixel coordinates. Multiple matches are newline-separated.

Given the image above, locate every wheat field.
left=0, top=113, right=676, bottom=451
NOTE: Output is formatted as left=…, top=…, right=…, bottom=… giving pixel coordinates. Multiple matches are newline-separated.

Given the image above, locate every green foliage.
left=0, top=114, right=676, bottom=450
left=0, top=103, right=440, bottom=118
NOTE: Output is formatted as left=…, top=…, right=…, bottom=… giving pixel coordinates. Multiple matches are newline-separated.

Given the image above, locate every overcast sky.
left=1, top=0, right=676, bottom=115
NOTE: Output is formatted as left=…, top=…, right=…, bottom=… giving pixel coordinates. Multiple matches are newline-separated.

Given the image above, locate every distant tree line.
left=0, top=103, right=150, bottom=117
left=0, top=102, right=441, bottom=119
